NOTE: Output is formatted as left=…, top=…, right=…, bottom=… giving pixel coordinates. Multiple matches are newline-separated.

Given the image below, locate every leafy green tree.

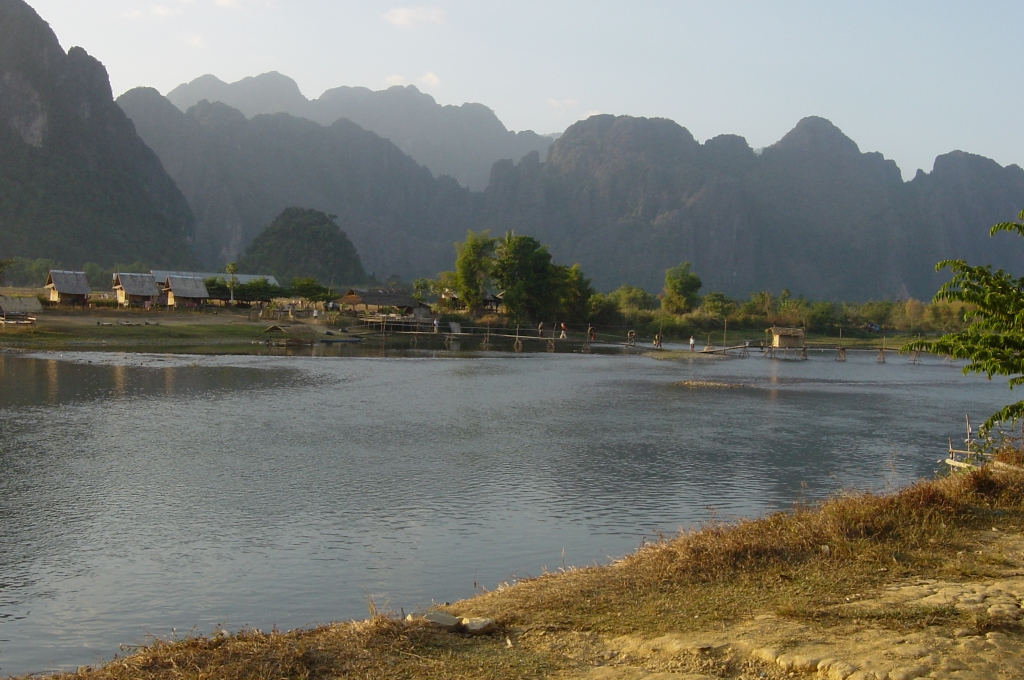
left=235, top=278, right=285, bottom=302
left=0, top=258, right=13, bottom=285
left=555, top=264, right=595, bottom=323
left=699, top=291, right=733, bottom=318
left=290, top=277, right=333, bottom=302
left=661, top=262, right=702, bottom=313
left=906, top=210, right=1024, bottom=432
left=453, top=230, right=497, bottom=311
left=493, top=233, right=559, bottom=322
left=412, top=278, right=432, bottom=302
left=608, top=285, right=658, bottom=311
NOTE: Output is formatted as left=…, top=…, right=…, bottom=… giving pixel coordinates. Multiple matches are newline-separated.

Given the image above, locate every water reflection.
left=0, top=350, right=1010, bottom=675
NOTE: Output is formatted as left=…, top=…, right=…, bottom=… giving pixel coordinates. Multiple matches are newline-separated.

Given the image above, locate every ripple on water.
left=0, top=351, right=1008, bottom=674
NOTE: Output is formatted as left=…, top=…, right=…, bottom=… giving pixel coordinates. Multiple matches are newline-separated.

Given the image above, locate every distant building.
left=767, top=326, right=805, bottom=348
left=338, top=288, right=428, bottom=317
left=112, top=272, right=161, bottom=307
left=162, top=275, right=209, bottom=308
left=0, top=295, right=42, bottom=323
left=44, top=270, right=90, bottom=304
left=151, top=270, right=281, bottom=287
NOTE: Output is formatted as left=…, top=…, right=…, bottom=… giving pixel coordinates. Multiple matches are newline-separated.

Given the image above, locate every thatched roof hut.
left=113, top=273, right=161, bottom=306
left=45, top=270, right=90, bottom=303
left=0, top=295, right=42, bottom=322
left=767, top=326, right=805, bottom=348
left=162, top=275, right=209, bottom=308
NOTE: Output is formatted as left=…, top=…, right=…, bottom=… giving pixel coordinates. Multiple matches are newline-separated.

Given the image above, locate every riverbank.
left=29, top=455, right=1024, bottom=680
left=0, top=307, right=324, bottom=351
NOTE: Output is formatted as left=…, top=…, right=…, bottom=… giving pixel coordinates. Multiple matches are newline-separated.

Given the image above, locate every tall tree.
left=906, top=210, right=1024, bottom=433
left=493, top=233, right=558, bottom=322
left=453, top=230, right=496, bottom=311
left=661, top=262, right=703, bottom=313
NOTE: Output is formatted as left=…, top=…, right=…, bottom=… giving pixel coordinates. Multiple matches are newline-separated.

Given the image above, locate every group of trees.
left=422, top=231, right=594, bottom=323
left=203, top=275, right=338, bottom=303
left=586, top=261, right=968, bottom=336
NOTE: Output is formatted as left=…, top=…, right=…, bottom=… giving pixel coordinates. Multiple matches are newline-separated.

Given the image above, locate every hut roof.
left=339, top=288, right=419, bottom=309
left=152, top=270, right=281, bottom=287
left=164, top=275, right=209, bottom=299
left=767, top=326, right=805, bottom=337
left=45, top=270, right=91, bottom=295
left=113, top=272, right=160, bottom=297
left=0, top=296, right=42, bottom=314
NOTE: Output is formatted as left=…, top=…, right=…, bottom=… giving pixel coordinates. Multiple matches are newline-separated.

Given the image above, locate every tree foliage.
left=453, top=230, right=496, bottom=310
left=662, top=262, right=703, bottom=313
left=906, top=210, right=1024, bottom=433
left=493, top=233, right=558, bottom=322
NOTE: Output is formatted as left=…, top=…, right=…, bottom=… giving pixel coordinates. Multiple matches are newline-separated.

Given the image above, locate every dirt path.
left=538, top=533, right=1024, bottom=680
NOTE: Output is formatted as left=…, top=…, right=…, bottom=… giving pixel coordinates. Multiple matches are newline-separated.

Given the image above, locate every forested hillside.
left=0, top=0, right=196, bottom=268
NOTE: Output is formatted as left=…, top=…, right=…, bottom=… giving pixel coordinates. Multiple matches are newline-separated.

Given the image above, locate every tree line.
left=414, top=231, right=969, bottom=336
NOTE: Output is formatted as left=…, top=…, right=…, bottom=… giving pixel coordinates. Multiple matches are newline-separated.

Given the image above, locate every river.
left=0, top=347, right=1010, bottom=674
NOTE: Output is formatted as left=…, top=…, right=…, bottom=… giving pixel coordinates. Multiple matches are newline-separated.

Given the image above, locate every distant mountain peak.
left=771, top=116, right=860, bottom=156
left=163, top=71, right=554, bottom=189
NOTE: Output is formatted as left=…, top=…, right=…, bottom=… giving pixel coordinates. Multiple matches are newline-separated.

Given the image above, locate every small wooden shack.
left=112, top=272, right=160, bottom=307
left=45, top=270, right=91, bottom=304
left=163, top=275, right=209, bottom=308
left=767, top=326, right=805, bottom=348
left=0, top=295, right=42, bottom=323
left=338, top=288, right=427, bottom=317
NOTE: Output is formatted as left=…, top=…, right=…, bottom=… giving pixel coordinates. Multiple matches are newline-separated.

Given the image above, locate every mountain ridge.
left=165, top=72, right=553, bottom=190
left=0, top=0, right=196, bottom=268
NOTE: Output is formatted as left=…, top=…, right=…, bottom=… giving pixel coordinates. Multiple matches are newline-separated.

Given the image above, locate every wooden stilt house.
left=45, top=270, right=91, bottom=304
left=767, top=327, right=805, bottom=348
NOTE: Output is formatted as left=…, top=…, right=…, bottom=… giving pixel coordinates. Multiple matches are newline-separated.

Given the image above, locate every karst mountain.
left=0, top=0, right=196, bottom=268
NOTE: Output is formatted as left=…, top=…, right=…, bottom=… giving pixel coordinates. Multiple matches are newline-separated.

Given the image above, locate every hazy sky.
left=27, top=0, right=1024, bottom=180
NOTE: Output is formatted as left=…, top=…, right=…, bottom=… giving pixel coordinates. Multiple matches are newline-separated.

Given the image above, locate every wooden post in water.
left=835, top=328, right=846, bottom=361
left=878, top=336, right=886, bottom=363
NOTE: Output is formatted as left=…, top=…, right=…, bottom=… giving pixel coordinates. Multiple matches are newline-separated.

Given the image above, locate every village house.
left=112, top=272, right=161, bottom=307
left=0, top=295, right=42, bottom=324
left=44, top=270, right=91, bottom=304
left=162, top=275, right=209, bottom=308
left=338, top=288, right=430, bottom=318
left=767, top=326, right=805, bottom=348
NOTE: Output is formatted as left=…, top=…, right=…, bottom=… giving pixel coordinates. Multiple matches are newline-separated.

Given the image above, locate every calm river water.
left=0, top=347, right=1011, bottom=674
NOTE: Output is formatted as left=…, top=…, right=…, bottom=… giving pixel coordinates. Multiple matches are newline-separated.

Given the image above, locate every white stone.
left=424, top=610, right=460, bottom=630
left=461, top=617, right=497, bottom=635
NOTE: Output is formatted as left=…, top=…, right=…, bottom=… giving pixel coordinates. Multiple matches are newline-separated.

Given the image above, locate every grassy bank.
left=0, top=308, right=313, bottom=351
left=31, top=453, right=1024, bottom=680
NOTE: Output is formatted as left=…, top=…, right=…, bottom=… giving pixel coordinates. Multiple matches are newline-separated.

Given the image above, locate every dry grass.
left=457, top=467, right=1024, bottom=634
left=47, top=617, right=562, bottom=680
left=29, top=466, right=1024, bottom=680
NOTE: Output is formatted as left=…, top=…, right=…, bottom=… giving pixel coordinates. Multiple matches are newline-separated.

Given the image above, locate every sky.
left=26, top=0, right=1024, bottom=180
